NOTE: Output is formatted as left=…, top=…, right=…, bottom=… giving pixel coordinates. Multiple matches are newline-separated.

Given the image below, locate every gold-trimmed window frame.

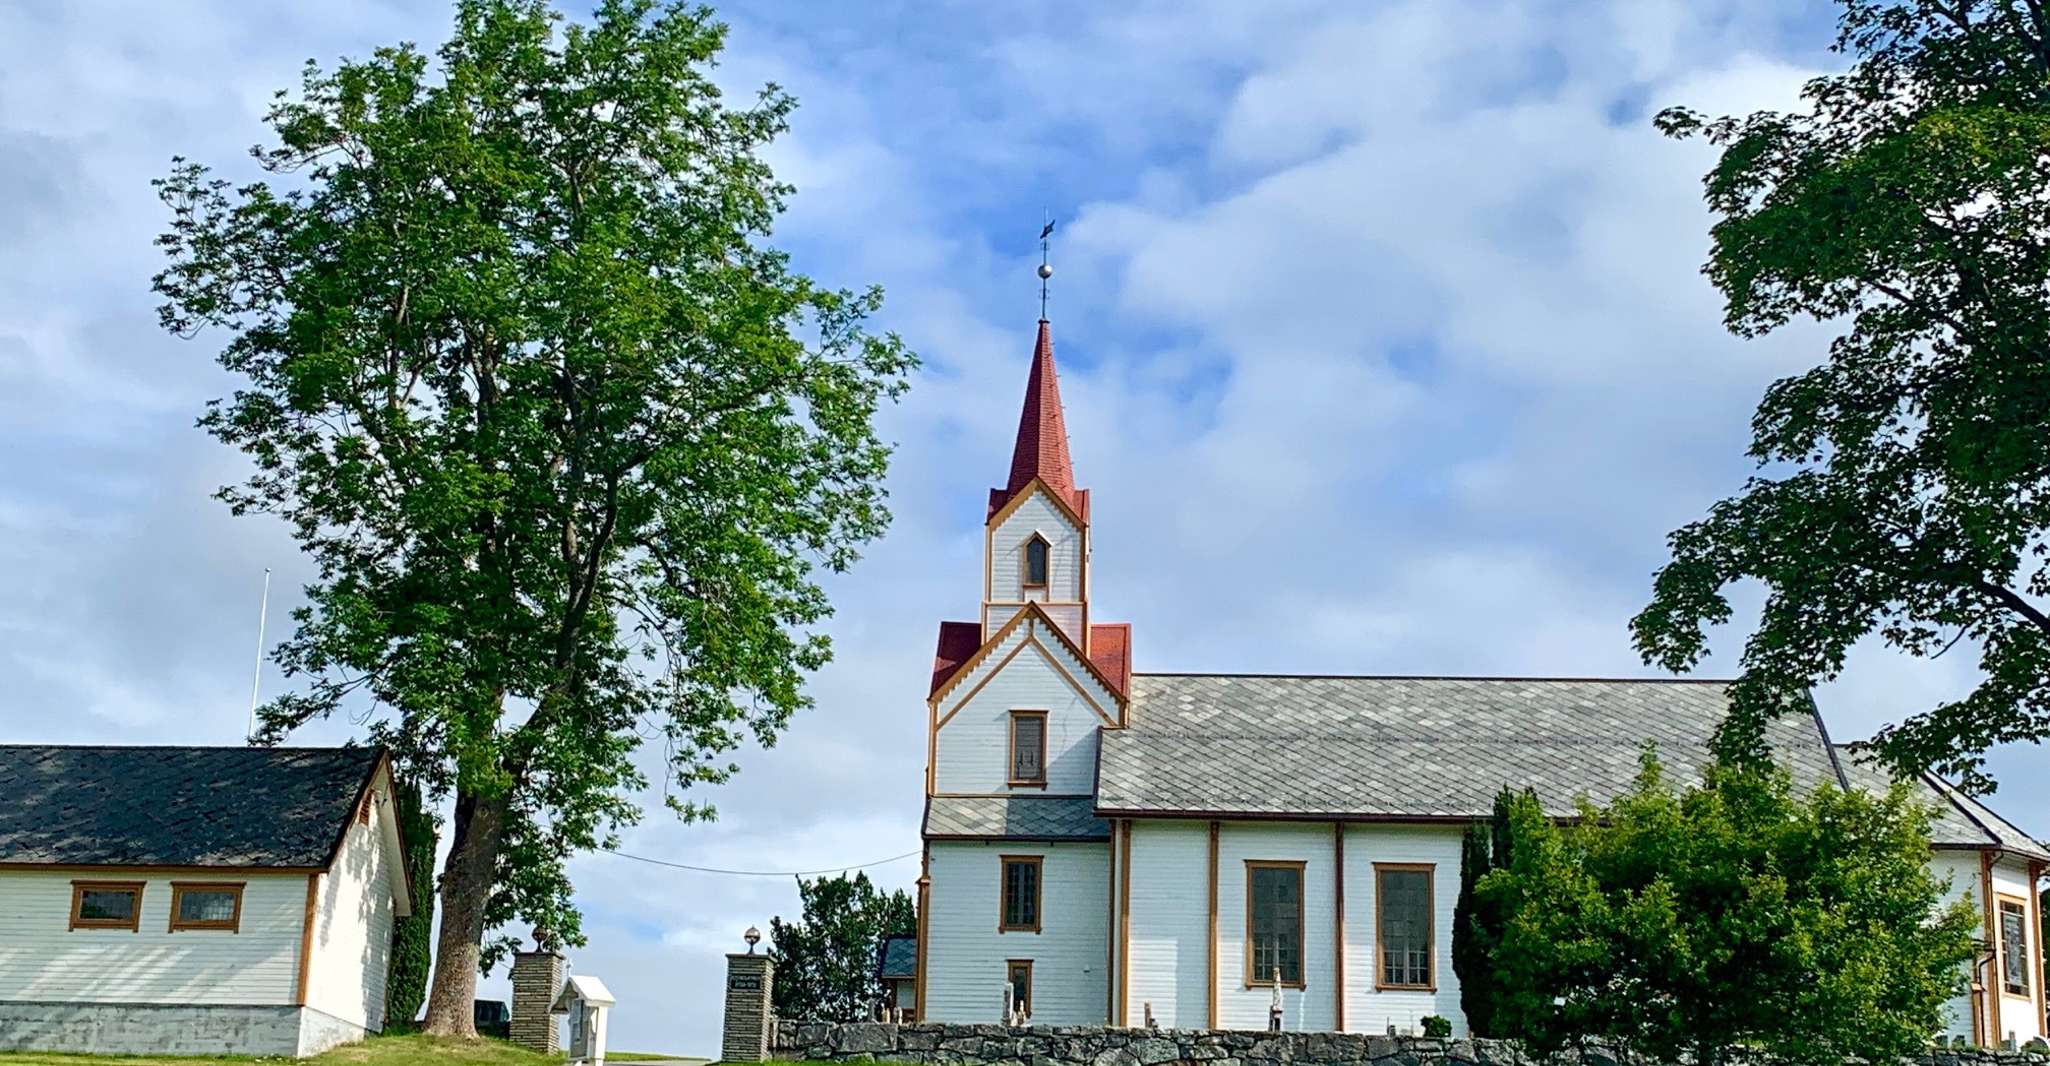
left=1005, top=958, right=1034, bottom=1018
left=1244, top=859, right=1307, bottom=988
left=1007, top=709, right=1049, bottom=787
left=999, top=854, right=1044, bottom=933
left=69, top=880, right=145, bottom=932
left=1020, top=533, right=1051, bottom=591
left=1996, top=893, right=2032, bottom=997
left=168, top=881, right=246, bottom=933
left=1374, top=861, right=1436, bottom=991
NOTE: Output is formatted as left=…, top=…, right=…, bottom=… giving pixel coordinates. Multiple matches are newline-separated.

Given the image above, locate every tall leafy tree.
left=769, top=872, right=916, bottom=1022
left=152, top=0, right=913, bottom=1034
left=1635, top=0, right=2050, bottom=789
left=1482, top=748, right=1978, bottom=1066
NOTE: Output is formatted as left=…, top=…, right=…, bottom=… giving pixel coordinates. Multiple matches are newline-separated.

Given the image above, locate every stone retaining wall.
left=770, top=1021, right=2050, bottom=1066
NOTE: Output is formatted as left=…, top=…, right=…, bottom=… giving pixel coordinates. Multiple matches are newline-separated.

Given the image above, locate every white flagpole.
left=247, top=567, right=272, bottom=742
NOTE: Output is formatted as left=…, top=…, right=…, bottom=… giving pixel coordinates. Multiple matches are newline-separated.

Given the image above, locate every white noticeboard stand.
left=553, top=974, right=617, bottom=1066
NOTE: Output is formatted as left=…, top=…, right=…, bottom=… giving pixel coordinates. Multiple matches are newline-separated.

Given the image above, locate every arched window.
left=1022, top=534, right=1050, bottom=589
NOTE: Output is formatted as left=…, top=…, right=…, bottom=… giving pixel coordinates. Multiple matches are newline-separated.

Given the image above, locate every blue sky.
left=1, top=0, right=2043, bottom=1056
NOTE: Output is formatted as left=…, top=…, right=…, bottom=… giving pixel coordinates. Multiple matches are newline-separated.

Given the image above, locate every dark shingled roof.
left=1096, top=675, right=1842, bottom=819
left=0, top=745, right=385, bottom=868
left=924, top=794, right=1108, bottom=841
left=876, top=934, right=917, bottom=980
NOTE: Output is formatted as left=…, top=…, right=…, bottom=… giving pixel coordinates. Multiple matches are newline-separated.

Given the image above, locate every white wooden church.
left=908, top=316, right=2048, bottom=1046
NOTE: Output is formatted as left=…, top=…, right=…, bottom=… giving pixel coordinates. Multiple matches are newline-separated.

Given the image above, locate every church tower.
left=982, top=320, right=1092, bottom=650
left=917, top=312, right=1131, bottom=1026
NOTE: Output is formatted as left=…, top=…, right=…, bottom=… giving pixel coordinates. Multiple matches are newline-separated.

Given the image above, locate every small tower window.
left=1022, top=534, right=1050, bottom=589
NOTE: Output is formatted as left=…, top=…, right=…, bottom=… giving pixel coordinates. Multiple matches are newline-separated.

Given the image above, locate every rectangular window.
left=1376, top=864, right=1434, bottom=989
left=1005, top=959, right=1033, bottom=1018
left=1999, top=897, right=2031, bottom=996
left=70, top=881, right=144, bottom=931
left=169, top=882, right=245, bottom=933
left=1246, top=860, right=1304, bottom=986
left=1000, top=856, right=1042, bottom=932
left=1008, top=711, right=1047, bottom=786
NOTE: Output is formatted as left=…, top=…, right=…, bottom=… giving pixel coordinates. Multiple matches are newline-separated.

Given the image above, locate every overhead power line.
left=598, top=847, right=919, bottom=878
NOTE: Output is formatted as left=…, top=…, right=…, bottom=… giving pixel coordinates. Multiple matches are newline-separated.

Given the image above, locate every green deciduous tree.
left=384, top=775, right=439, bottom=1030
left=1481, top=748, right=1978, bottom=1066
left=152, top=0, right=914, bottom=1034
left=769, top=872, right=915, bottom=1022
left=1636, top=0, right=2050, bottom=790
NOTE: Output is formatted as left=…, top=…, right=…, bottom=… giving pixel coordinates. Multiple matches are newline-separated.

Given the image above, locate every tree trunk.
left=420, top=787, right=510, bottom=1037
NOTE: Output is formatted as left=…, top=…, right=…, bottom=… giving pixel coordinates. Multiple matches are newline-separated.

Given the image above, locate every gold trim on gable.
left=930, top=602, right=1126, bottom=723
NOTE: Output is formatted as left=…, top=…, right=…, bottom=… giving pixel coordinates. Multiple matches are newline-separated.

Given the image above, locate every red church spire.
left=1000, top=319, right=1080, bottom=514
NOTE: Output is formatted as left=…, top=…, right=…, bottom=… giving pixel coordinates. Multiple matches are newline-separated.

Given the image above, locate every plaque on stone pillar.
left=722, top=949, right=776, bottom=1063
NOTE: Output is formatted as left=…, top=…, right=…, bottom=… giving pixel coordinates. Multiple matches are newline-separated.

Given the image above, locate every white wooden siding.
left=989, top=490, right=1083, bottom=606
left=0, top=870, right=306, bottom=1004
left=984, top=603, right=1083, bottom=644
left=1930, top=851, right=1982, bottom=1043
left=1215, top=822, right=1338, bottom=1032
left=923, top=840, right=1108, bottom=1025
left=1340, top=825, right=1463, bottom=1035
left=1125, top=822, right=1210, bottom=1027
left=933, top=617, right=1111, bottom=795
left=1109, top=821, right=1461, bottom=1034
left=305, top=778, right=401, bottom=1031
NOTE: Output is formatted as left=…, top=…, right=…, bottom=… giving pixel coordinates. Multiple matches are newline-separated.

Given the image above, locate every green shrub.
left=1420, top=1016, right=1453, bottom=1038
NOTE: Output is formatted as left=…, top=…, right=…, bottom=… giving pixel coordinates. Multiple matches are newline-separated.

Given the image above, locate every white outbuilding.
left=554, top=974, right=616, bottom=1066
left=0, top=744, right=411, bottom=1057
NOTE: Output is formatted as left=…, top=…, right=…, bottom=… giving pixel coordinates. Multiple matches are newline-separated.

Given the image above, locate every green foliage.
left=1637, top=0, right=2050, bottom=789
left=384, top=776, right=439, bottom=1028
left=769, top=872, right=915, bottom=1022
left=1420, top=1015, right=1453, bottom=1039
left=1480, top=746, right=1979, bottom=1066
left=1452, top=786, right=1540, bottom=1037
left=151, top=0, right=914, bottom=1007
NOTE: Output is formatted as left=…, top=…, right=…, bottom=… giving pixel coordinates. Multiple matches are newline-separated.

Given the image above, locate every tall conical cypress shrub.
left=384, top=776, right=439, bottom=1030
left=1452, top=820, right=1495, bottom=1035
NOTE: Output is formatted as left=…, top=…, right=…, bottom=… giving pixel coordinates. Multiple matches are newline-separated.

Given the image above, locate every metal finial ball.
left=1037, top=262, right=1053, bottom=280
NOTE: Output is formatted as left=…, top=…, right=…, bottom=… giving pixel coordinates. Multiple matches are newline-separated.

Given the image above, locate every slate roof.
left=876, top=934, right=917, bottom=980
left=924, top=794, right=1108, bottom=840
left=1834, top=747, right=2049, bottom=860
left=0, top=744, right=386, bottom=867
left=1096, top=675, right=1842, bottom=820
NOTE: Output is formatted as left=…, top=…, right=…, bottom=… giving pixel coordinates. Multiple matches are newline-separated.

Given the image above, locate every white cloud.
left=0, top=0, right=2040, bottom=1056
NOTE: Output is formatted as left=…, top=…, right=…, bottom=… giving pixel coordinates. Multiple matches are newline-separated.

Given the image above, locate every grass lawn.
left=0, top=1033, right=563, bottom=1066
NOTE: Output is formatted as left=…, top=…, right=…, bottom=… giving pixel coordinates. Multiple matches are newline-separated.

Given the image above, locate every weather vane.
left=1038, top=214, right=1056, bottom=320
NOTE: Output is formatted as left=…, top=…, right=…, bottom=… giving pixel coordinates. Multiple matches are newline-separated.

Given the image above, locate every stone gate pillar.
left=509, top=949, right=565, bottom=1053
left=722, top=951, right=776, bottom=1062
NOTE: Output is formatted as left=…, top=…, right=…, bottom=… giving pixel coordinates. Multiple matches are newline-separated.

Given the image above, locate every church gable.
left=930, top=611, right=1119, bottom=797
left=985, top=482, right=1086, bottom=644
